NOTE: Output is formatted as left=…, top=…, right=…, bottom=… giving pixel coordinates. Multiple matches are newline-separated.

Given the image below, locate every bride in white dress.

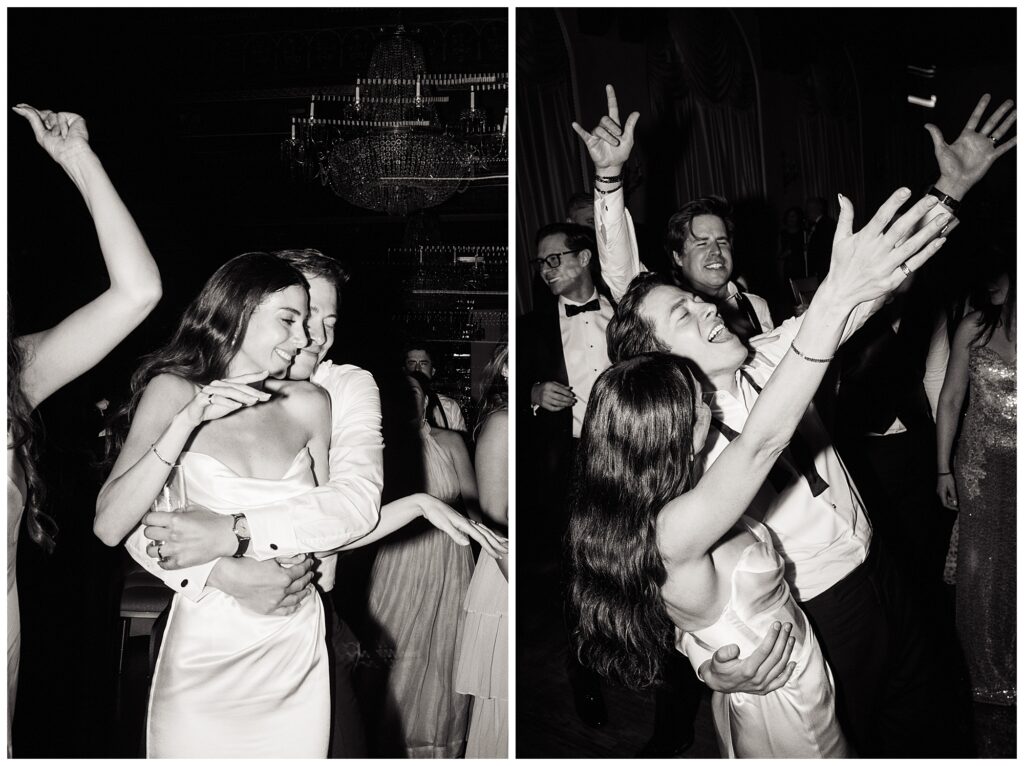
left=568, top=189, right=949, bottom=757
left=95, top=252, right=330, bottom=757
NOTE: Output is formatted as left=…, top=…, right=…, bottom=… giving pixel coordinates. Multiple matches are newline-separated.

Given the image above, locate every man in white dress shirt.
left=403, top=344, right=467, bottom=432
left=573, top=82, right=1015, bottom=756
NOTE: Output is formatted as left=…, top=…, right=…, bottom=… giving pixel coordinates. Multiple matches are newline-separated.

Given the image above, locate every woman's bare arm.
left=13, top=106, right=161, bottom=409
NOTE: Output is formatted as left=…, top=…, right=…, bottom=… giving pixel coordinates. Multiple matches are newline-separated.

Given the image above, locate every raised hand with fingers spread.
left=925, top=92, right=1017, bottom=198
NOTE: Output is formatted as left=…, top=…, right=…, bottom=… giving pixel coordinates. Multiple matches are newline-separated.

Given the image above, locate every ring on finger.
left=990, top=135, right=998, bottom=145
left=899, top=261, right=913, bottom=278
left=157, top=544, right=167, bottom=563
left=207, top=392, right=215, bottom=404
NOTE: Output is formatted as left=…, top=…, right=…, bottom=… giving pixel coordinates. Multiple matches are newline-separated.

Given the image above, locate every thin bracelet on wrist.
left=150, top=443, right=174, bottom=467
left=594, top=173, right=622, bottom=183
left=594, top=185, right=623, bottom=196
left=789, top=341, right=833, bottom=364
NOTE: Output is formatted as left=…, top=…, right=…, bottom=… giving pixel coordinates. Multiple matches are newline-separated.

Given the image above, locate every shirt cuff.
left=245, top=507, right=299, bottom=560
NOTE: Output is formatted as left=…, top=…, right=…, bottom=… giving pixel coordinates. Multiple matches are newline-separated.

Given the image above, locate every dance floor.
left=517, top=560, right=719, bottom=758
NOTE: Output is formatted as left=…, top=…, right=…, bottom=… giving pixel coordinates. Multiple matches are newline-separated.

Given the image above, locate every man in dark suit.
left=519, top=221, right=614, bottom=731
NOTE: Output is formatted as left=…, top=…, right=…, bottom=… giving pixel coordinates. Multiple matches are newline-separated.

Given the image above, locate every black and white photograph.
left=517, top=7, right=1015, bottom=759
left=8, top=7, right=508, bottom=758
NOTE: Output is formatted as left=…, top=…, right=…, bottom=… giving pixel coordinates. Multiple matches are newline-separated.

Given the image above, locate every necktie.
left=731, top=291, right=764, bottom=338
left=565, top=299, right=601, bottom=317
left=709, top=371, right=830, bottom=497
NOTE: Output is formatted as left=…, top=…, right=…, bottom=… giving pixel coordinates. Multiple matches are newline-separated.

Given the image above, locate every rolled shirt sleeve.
left=245, top=362, right=384, bottom=559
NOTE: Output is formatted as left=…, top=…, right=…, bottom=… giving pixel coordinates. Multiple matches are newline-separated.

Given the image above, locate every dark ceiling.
left=9, top=8, right=509, bottom=337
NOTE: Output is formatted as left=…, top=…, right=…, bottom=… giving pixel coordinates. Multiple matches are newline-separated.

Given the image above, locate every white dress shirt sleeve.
left=594, top=186, right=646, bottom=302
left=923, top=313, right=950, bottom=419
left=125, top=523, right=216, bottom=602
left=244, top=363, right=384, bottom=559
left=439, top=395, right=467, bottom=432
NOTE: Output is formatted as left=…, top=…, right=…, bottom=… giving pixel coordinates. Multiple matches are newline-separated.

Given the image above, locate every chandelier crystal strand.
left=283, top=26, right=506, bottom=216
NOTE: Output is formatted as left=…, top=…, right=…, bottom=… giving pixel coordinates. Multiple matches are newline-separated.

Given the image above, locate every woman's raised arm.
left=13, top=105, right=162, bottom=409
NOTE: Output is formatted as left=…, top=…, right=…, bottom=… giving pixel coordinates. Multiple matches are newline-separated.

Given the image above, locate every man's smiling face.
left=672, top=214, right=734, bottom=294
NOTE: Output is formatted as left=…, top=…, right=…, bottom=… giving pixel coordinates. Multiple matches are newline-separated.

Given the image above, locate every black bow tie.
left=565, top=299, right=601, bottom=317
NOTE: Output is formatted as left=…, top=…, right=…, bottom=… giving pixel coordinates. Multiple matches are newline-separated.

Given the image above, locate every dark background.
left=8, top=8, right=506, bottom=757
left=516, top=7, right=1015, bottom=758
left=517, top=7, right=1016, bottom=317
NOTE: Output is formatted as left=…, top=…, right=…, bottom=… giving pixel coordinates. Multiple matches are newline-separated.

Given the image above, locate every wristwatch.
left=230, top=513, right=251, bottom=558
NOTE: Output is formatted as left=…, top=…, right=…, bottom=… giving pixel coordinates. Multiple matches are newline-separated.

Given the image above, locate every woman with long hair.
left=936, top=255, right=1016, bottom=755
left=94, top=252, right=332, bottom=757
left=361, top=369, right=479, bottom=757
left=456, top=343, right=509, bottom=757
left=568, top=190, right=949, bottom=757
left=119, top=249, right=506, bottom=757
left=8, top=105, right=161, bottom=755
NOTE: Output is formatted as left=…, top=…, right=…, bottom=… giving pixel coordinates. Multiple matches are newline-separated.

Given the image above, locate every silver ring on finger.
left=990, top=135, right=998, bottom=145
left=157, top=544, right=167, bottom=563
left=899, top=261, right=913, bottom=278
left=207, top=392, right=215, bottom=404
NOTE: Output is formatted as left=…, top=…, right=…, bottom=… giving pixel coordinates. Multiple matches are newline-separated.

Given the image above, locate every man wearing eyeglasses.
left=519, top=221, right=614, bottom=729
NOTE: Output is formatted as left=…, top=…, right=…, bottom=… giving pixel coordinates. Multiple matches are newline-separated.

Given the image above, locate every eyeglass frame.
left=529, top=248, right=583, bottom=271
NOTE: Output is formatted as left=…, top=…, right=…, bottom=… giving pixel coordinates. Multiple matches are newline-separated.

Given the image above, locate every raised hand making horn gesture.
left=572, top=83, right=640, bottom=180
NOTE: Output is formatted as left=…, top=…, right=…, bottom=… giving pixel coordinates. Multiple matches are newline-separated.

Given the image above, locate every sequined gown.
left=364, top=423, right=473, bottom=757
left=949, top=346, right=1016, bottom=706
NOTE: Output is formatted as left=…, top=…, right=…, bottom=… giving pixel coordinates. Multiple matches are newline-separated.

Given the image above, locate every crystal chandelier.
left=282, top=26, right=508, bottom=217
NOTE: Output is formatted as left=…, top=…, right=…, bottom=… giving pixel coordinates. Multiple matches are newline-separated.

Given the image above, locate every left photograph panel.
left=8, top=8, right=508, bottom=758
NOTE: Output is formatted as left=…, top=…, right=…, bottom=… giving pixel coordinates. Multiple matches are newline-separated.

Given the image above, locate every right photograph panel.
left=516, top=7, right=1017, bottom=758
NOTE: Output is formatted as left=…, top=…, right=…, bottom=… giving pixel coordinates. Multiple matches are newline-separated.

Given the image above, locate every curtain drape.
left=645, top=10, right=764, bottom=230
left=515, top=9, right=586, bottom=315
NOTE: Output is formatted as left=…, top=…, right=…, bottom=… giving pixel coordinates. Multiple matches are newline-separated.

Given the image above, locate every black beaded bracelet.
left=926, top=186, right=961, bottom=213
left=594, top=174, right=622, bottom=184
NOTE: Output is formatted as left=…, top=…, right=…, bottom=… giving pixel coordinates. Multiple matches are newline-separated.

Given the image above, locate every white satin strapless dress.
left=146, top=448, right=329, bottom=758
left=676, top=517, right=850, bottom=758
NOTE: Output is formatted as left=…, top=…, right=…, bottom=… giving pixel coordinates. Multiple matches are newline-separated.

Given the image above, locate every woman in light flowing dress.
left=8, top=104, right=161, bottom=756
left=455, top=344, right=509, bottom=758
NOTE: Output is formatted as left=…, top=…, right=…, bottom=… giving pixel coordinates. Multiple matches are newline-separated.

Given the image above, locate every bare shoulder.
left=275, top=379, right=331, bottom=414
left=431, top=426, right=467, bottom=451
left=477, top=410, right=508, bottom=443
left=142, top=373, right=196, bottom=406
left=956, top=310, right=984, bottom=345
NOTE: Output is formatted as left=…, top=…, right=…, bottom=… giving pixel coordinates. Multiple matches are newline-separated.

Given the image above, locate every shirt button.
left=270, top=543, right=278, bottom=551
left=181, top=579, right=189, bottom=588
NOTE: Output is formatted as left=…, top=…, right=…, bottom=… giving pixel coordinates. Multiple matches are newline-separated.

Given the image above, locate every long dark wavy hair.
left=969, top=251, right=1016, bottom=347
left=104, top=252, right=308, bottom=462
left=475, top=343, right=508, bottom=437
left=567, top=353, right=702, bottom=690
left=8, top=297, right=57, bottom=553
